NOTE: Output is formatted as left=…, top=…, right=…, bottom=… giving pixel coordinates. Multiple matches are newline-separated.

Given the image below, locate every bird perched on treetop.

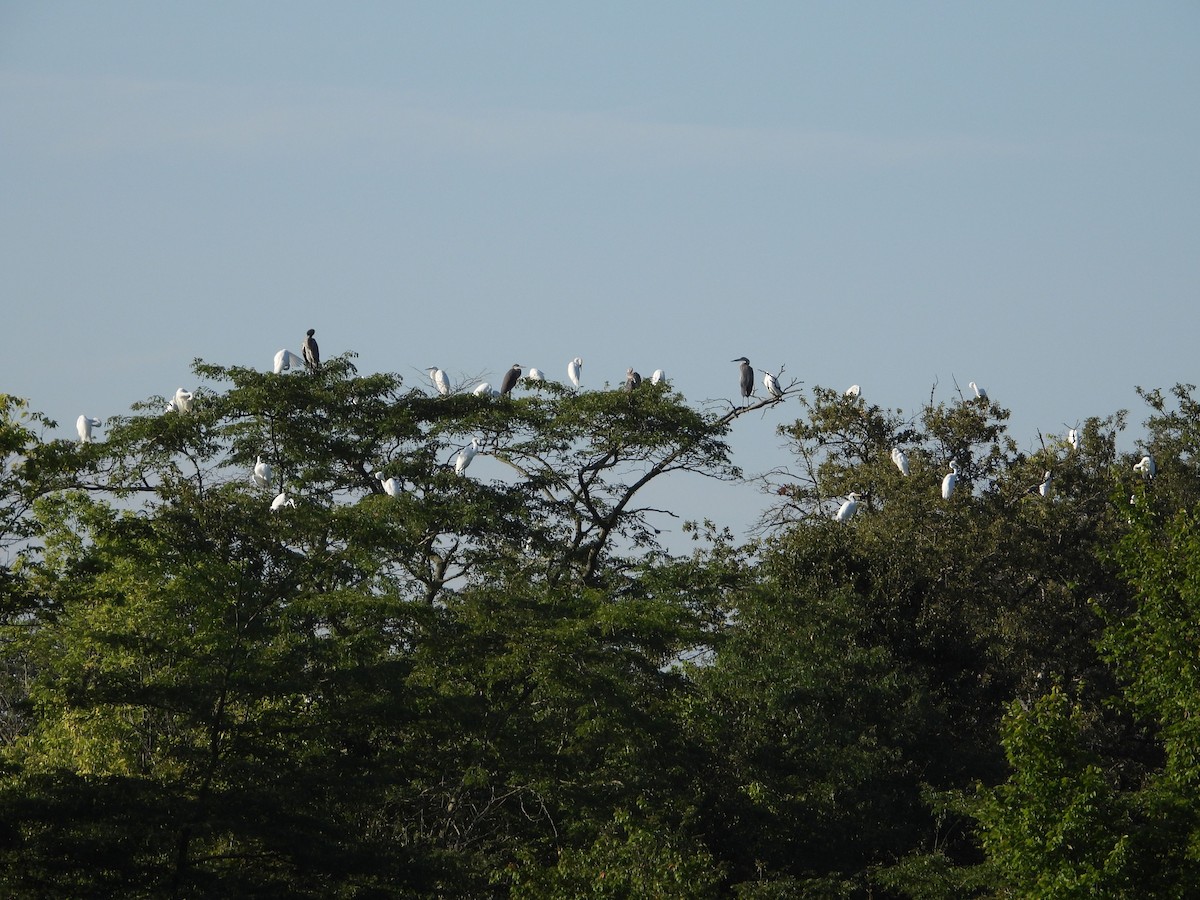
left=500, top=364, right=523, bottom=396
left=303, top=329, right=320, bottom=372
left=732, top=357, right=754, bottom=404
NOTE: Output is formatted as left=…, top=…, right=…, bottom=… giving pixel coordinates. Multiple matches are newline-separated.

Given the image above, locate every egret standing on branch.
left=253, top=455, right=273, bottom=489
left=970, top=381, right=987, bottom=402
left=526, top=367, right=544, bottom=383
left=942, top=461, right=959, bottom=499
left=500, top=364, right=523, bottom=396
left=891, top=447, right=910, bottom=476
left=567, top=357, right=583, bottom=390
left=427, top=367, right=450, bottom=396
left=1134, top=455, right=1156, bottom=478
left=302, top=329, right=320, bottom=372
left=732, top=357, right=754, bottom=405
left=375, top=471, right=402, bottom=497
left=836, top=492, right=861, bottom=522
left=845, top=385, right=861, bottom=399
left=455, top=438, right=480, bottom=475
left=76, top=415, right=102, bottom=443
left=172, top=388, right=194, bottom=414
left=763, top=370, right=783, bottom=400
left=651, top=369, right=665, bottom=385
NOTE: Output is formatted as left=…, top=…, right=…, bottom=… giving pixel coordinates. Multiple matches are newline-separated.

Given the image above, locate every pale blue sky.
left=2, top=2, right=1197, bottom=544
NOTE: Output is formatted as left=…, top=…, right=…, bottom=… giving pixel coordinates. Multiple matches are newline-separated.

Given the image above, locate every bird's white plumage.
left=942, top=461, right=959, bottom=499
left=845, top=384, right=861, bottom=399
left=763, top=371, right=783, bottom=400
left=970, top=381, right=988, bottom=401
left=1134, top=455, right=1156, bottom=478
left=76, top=415, right=102, bottom=443
left=172, top=388, right=194, bottom=414
left=455, top=438, right=480, bottom=475
left=253, top=455, right=273, bottom=489
left=836, top=492, right=861, bottom=522
left=473, top=381, right=494, bottom=396
left=1067, top=428, right=1079, bottom=450
left=567, top=357, right=583, bottom=390
left=428, top=367, right=450, bottom=396
left=270, top=491, right=295, bottom=511
left=1038, top=471, right=1052, bottom=497
left=891, top=447, right=910, bottom=477
left=273, top=348, right=304, bottom=374
left=526, top=367, right=544, bottom=382
left=651, top=369, right=665, bottom=385
left=375, top=471, right=401, bottom=497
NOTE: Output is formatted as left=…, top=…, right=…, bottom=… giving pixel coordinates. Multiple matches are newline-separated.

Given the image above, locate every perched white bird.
left=171, top=388, right=194, bottom=414
left=651, top=369, right=665, bottom=385
left=567, top=357, right=583, bottom=390
left=427, top=367, right=450, bottom=396
left=891, top=447, right=910, bottom=477
left=763, top=370, right=784, bottom=400
left=270, top=491, right=295, bottom=511
left=845, top=385, right=861, bottom=399
left=1038, top=470, right=1052, bottom=497
left=970, top=381, right=988, bottom=401
left=526, top=367, right=544, bottom=382
left=455, top=438, right=480, bottom=475
left=253, top=455, right=273, bottom=489
left=273, top=348, right=305, bottom=374
left=836, top=492, right=861, bottom=523
left=76, top=415, right=102, bottom=443
left=942, top=461, right=959, bottom=500
left=1134, top=455, right=1156, bottom=478
left=1067, top=428, right=1079, bottom=450
left=375, top=471, right=401, bottom=497
left=473, top=381, right=494, bottom=397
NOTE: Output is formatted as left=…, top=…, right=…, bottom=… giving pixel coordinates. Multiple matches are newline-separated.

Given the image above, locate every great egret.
left=270, top=491, right=295, bottom=511
left=1134, top=455, right=1156, bottom=478
left=942, top=461, right=959, bottom=500
left=375, top=471, right=401, bottom=497
left=845, top=384, right=861, bottom=399
left=253, top=455, right=273, bottom=489
left=456, top=438, right=480, bottom=475
left=1068, top=428, right=1079, bottom=450
left=970, top=381, right=987, bottom=401
left=1038, top=470, right=1052, bottom=497
left=473, top=381, right=494, bottom=396
left=836, top=492, right=861, bottom=522
left=732, top=357, right=754, bottom=403
left=526, top=367, right=544, bottom=382
left=302, top=329, right=320, bottom=372
left=172, top=388, right=194, bottom=414
left=567, top=357, right=583, bottom=390
left=76, top=415, right=102, bottom=443
left=651, top=369, right=665, bottom=385
left=273, top=348, right=304, bottom=374
left=762, top=370, right=783, bottom=400
left=500, top=364, right=523, bottom=395
left=427, top=367, right=450, bottom=396
left=891, top=447, right=910, bottom=477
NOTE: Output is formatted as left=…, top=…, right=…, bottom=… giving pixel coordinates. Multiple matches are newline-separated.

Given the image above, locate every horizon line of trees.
left=1, top=355, right=1198, bottom=898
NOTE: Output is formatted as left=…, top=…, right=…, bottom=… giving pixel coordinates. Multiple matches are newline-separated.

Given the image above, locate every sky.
left=2, top=2, right=1198, bottom=548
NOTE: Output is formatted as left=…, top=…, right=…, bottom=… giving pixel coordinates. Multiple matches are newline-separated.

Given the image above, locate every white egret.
left=1134, top=455, right=1156, bottom=478
left=273, top=348, right=304, bottom=374
left=253, top=456, right=273, bottom=489
left=500, top=364, right=523, bottom=396
left=172, top=388, right=194, bottom=414
left=942, top=461, right=959, bottom=500
left=762, top=370, right=783, bottom=400
left=375, top=471, right=401, bottom=497
left=473, top=381, right=494, bottom=397
left=76, top=415, right=102, bottom=443
left=732, top=357, right=754, bottom=404
left=302, top=329, right=320, bottom=372
left=891, top=447, right=910, bottom=477
left=651, top=369, right=665, bottom=385
left=1068, top=428, right=1079, bottom=450
left=845, top=385, right=861, bottom=399
left=455, top=438, right=480, bottom=475
left=970, top=381, right=988, bottom=401
left=624, top=368, right=642, bottom=392
left=1038, top=470, right=1052, bottom=497
left=270, top=491, right=295, bottom=511
left=567, top=357, right=583, bottom=390
left=526, top=367, right=544, bottom=382
left=836, top=492, right=861, bottom=523
left=427, top=367, right=450, bottom=396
